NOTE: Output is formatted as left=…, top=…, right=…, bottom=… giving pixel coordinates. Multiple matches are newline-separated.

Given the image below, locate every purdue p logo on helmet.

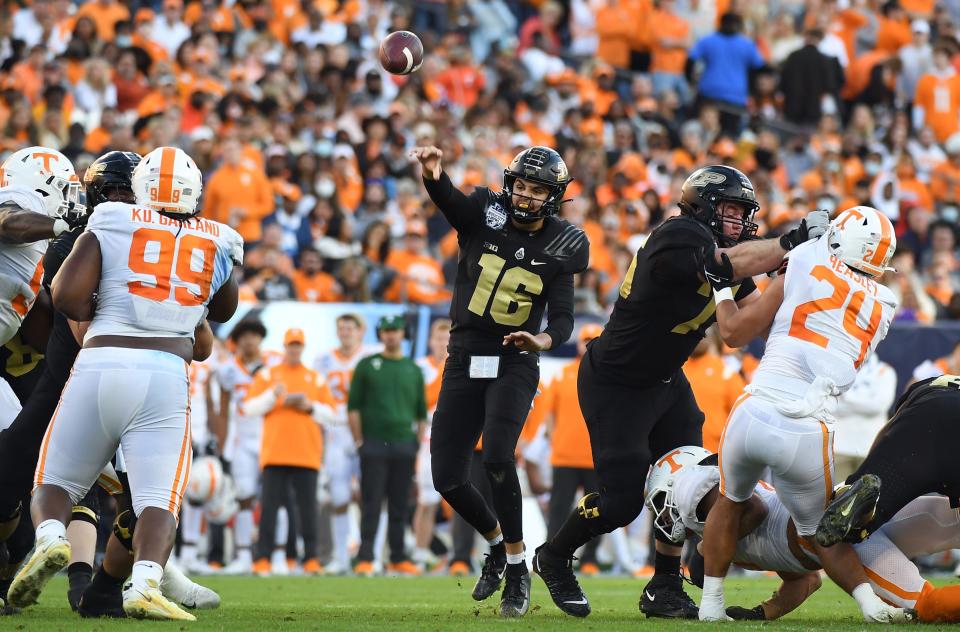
left=132, top=147, right=203, bottom=217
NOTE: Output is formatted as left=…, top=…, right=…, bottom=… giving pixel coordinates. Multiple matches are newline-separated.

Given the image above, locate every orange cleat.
left=252, top=558, right=271, bottom=577
left=207, top=561, right=223, bottom=570
left=303, top=559, right=323, bottom=575
left=448, top=561, right=471, bottom=576
left=579, top=562, right=600, bottom=576
left=632, top=565, right=655, bottom=578
left=387, top=561, right=422, bottom=576
left=354, top=561, right=375, bottom=577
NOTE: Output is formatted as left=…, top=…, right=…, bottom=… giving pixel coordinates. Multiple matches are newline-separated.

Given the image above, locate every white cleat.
left=123, top=579, right=196, bottom=621
left=221, top=556, right=252, bottom=575
left=162, top=561, right=221, bottom=609
left=8, top=536, right=71, bottom=608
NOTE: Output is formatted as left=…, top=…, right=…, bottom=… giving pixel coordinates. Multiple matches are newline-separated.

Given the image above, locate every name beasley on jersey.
left=128, top=206, right=221, bottom=236
left=827, top=253, right=878, bottom=296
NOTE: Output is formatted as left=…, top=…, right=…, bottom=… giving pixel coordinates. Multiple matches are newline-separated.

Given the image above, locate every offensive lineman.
left=411, top=145, right=589, bottom=618
left=9, top=146, right=243, bottom=620
left=700, top=206, right=903, bottom=622
left=533, top=165, right=829, bottom=619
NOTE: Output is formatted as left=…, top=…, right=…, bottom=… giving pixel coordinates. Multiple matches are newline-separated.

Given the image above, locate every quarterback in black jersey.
left=532, top=165, right=830, bottom=619
left=817, top=374, right=960, bottom=548
left=411, top=144, right=588, bottom=618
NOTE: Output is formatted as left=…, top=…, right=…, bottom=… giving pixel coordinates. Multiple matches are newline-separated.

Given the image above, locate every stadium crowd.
left=5, top=0, right=960, bottom=584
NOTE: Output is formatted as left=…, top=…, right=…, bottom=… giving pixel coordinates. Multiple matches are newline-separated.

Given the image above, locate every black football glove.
left=726, top=605, right=766, bottom=620
left=703, top=247, right=735, bottom=291
left=780, top=209, right=830, bottom=251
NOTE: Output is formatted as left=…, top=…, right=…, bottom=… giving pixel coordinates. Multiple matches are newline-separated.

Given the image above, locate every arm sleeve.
left=347, top=360, right=366, bottom=412
left=243, top=371, right=276, bottom=416
left=734, top=276, right=758, bottom=301
left=542, top=272, right=574, bottom=348
left=421, top=172, right=488, bottom=233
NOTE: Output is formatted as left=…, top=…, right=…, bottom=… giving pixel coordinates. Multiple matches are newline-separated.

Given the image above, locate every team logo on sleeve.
left=485, top=202, right=507, bottom=230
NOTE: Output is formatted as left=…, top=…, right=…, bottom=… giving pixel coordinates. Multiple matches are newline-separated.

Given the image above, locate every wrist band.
left=53, top=218, right=70, bottom=236
left=713, top=286, right=734, bottom=304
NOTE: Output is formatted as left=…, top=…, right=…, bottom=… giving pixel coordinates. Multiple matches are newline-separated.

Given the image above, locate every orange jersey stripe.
left=869, top=213, right=894, bottom=268
left=819, top=421, right=833, bottom=508
left=168, top=373, right=192, bottom=513
left=157, top=146, right=176, bottom=204
left=864, top=566, right=924, bottom=601
left=718, top=392, right=751, bottom=496
left=35, top=368, right=76, bottom=485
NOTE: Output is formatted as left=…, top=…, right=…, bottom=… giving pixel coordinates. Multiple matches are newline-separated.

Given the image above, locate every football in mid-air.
left=378, top=30, right=423, bottom=76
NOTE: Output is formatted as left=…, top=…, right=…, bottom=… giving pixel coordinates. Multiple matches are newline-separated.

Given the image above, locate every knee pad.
left=577, top=492, right=602, bottom=520
left=482, top=460, right=517, bottom=487
left=113, top=509, right=137, bottom=553
left=71, top=504, right=99, bottom=527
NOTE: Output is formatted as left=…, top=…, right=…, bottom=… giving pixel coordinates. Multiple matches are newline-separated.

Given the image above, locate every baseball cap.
left=912, top=19, right=930, bottom=34
left=190, top=126, right=214, bottom=142
left=579, top=323, right=603, bottom=342
left=332, top=143, right=354, bottom=160
left=284, top=328, right=306, bottom=345
left=377, top=314, right=406, bottom=331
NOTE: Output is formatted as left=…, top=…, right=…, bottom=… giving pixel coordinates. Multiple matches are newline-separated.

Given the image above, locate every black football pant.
left=256, top=466, right=318, bottom=563
left=431, top=350, right=539, bottom=544
left=451, top=450, right=493, bottom=567
left=547, top=466, right=601, bottom=564
left=357, top=439, right=417, bottom=564
left=568, top=355, right=704, bottom=541
left=844, top=385, right=960, bottom=536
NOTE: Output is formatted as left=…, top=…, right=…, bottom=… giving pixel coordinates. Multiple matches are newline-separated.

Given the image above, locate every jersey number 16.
left=468, top=253, right=543, bottom=326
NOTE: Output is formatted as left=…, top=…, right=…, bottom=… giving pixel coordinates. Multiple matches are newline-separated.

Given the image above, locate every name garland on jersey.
left=484, top=202, right=507, bottom=230
left=129, top=207, right=221, bottom=236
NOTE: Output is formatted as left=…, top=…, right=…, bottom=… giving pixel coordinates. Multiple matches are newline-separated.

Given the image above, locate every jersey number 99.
left=468, top=253, right=543, bottom=326
left=127, top=227, right=216, bottom=306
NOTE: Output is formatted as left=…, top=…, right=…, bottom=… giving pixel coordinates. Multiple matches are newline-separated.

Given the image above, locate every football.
left=378, top=30, right=424, bottom=76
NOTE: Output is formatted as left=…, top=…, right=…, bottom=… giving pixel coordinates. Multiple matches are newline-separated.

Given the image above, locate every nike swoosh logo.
left=645, top=590, right=656, bottom=602
left=564, top=598, right=588, bottom=605
left=531, top=260, right=547, bottom=266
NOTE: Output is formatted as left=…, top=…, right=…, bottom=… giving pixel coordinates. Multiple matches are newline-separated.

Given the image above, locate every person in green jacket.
left=348, top=314, right=425, bottom=574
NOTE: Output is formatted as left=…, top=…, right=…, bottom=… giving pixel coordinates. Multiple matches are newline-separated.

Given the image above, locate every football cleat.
left=639, top=574, right=699, bottom=619
left=222, top=556, right=253, bottom=575
left=472, top=552, right=506, bottom=601
left=532, top=544, right=590, bottom=617
left=816, top=474, right=881, bottom=547
left=77, top=580, right=125, bottom=618
left=123, top=579, right=196, bottom=621
left=353, top=561, right=375, bottom=577
left=8, top=535, right=71, bottom=608
left=448, top=560, right=471, bottom=576
left=498, top=565, right=531, bottom=618
left=161, top=561, right=220, bottom=609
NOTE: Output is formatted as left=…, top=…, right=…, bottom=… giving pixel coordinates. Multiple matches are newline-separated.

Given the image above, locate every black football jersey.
left=423, top=173, right=589, bottom=354
left=589, top=215, right=756, bottom=384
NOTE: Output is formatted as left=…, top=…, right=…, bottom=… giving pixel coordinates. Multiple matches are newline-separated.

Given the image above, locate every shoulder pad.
left=222, top=224, right=244, bottom=266
left=544, top=223, right=589, bottom=262
left=86, top=202, right=130, bottom=230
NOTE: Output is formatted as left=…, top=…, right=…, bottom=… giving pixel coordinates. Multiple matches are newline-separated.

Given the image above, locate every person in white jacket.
left=832, top=354, right=897, bottom=483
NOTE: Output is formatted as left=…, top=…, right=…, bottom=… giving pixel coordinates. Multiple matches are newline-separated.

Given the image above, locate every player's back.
left=314, top=346, right=376, bottom=405
left=752, top=235, right=897, bottom=399
left=0, top=188, right=49, bottom=345
left=85, top=201, right=242, bottom=341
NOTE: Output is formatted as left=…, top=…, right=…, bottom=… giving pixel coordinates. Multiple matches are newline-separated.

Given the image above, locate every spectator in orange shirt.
left=647, top=0, right=691, bottom=102
left=113, top=49, right=151, bottom=113
left=75, top=0, right=130, bottom=43
left=383, top=221, right=452, bottom=305
left=245, top=328, right=339, bottom=575
left=293, top=247, right=342, bottom=302
left=518, top=1, right=564, bottom=55
left=913, top=45, right=960, bottom=143
left=930, top=134, right=960, bottom=205
left=536, top=324, right=604, bottom=574
left=204, top=137, right=274, bottom=242
left=595, top=0, right=634, bottom=69
left=875, top=1, right=912, bottom=54
left=684, top=331, right=746, bottom=453
left=435, top=47, right=486, bottom=110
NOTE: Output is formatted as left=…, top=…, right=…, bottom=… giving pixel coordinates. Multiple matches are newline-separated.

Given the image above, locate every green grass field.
left=8, top=575, right=949, bottom=631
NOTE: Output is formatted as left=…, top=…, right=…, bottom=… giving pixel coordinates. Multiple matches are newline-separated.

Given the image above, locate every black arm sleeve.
left=421, top=172, right=487, bottom=233
left=542, top=272, right=574, bottom=349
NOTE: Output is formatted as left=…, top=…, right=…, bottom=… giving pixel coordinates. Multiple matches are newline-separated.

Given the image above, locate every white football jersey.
left=85, top=202, right=242, bottom=341
left=0, top=187, right=49, bottom=346
left=313, top=346, right=377, bottom=405
left=752, top=235, right=898, bottom=397
left=189, top=356, right=215, bottom=447
left=217, top=351, right=282, bottom=428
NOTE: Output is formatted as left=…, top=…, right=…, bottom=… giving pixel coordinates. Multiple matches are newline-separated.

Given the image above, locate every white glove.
left=854, top=584, right=910, bottom=623
left=803, top=209, right=831, bottom=240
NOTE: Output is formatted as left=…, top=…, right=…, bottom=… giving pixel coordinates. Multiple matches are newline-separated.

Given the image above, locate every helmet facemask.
left=648, top=489, right=686, bottom=544
left=710, top=198, right=759, bottom=247
left=502, top=173, right=566, bottom=224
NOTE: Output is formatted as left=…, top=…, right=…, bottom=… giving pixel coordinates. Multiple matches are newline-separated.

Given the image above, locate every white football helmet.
left=204, top=474, right=239, bottom=525
left=827, top=206, right=896, bottom=278
left=132, top=146, right=203, bottom=216
left=0, top=146, right=82, bottom=218
left=186, top=456, right=224, bottom=504
left=644, top=445, right=714, bottom=543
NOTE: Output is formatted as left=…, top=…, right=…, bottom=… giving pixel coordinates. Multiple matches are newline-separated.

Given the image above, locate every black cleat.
left=68, top=575, right=92, bottom=612
left=499, top=565, right=531, bottom=618
left=471, top=552, right=506, bottom=601
left=532, top=544, right=590, bottom=617
left=639, top=574, right=699, bottom=619
left=0, top=577, right=19, bottom=616
left=816, top=474, right=881, bottom=547
left=77, top=581, right=126, bottom=619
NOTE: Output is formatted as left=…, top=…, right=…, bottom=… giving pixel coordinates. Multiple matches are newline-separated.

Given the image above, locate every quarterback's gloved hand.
left=726, top=605, right=766, bottom=620
left=703, top=249, right=735, bottom=291
left=780, top=209, right=830, bottom=251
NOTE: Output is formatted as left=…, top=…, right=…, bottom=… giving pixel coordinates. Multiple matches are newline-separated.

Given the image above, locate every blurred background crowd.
left=6, top=0, right=960, bottom=578
left=5, top=0, right=960, bottom=322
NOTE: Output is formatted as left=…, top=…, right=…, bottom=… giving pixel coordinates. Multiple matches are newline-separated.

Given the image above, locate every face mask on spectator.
left=817, top=196, right=836, bottom=213
left=942, top=206, right=960, bottom=223
left=826, top=160, right=840, bottom=173
left=865, top=161, right=882, bottom=176
left=116, top=35, right=132, bottom=47
left=316, top=177, right=335, bottom=197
